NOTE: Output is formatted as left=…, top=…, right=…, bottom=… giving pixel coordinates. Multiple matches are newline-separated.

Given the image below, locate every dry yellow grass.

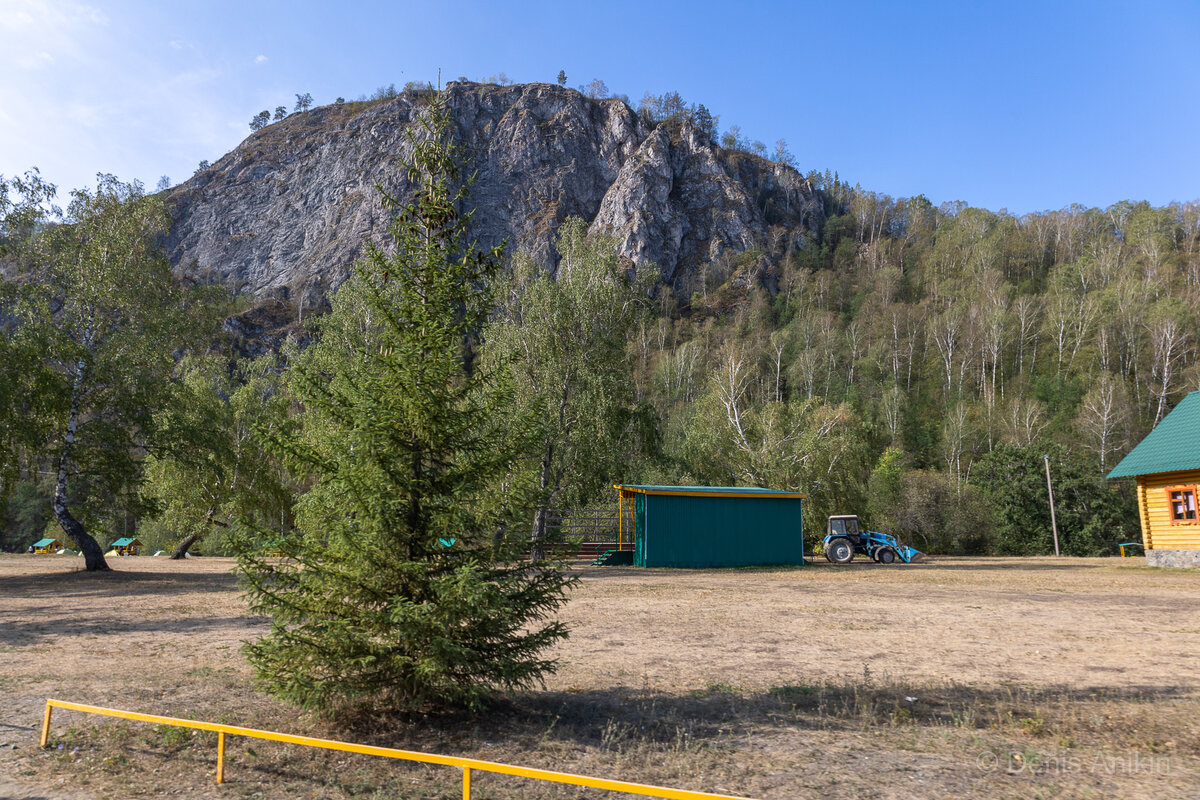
left=0, top=554, right=1197, bottom=799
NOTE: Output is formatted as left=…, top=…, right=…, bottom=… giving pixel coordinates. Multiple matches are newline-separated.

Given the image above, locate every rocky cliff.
left=165, top=82, right=823, bottom=306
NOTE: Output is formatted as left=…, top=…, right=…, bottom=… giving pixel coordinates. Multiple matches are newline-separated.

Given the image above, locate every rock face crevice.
left=164, top=82, right=823, bottom=299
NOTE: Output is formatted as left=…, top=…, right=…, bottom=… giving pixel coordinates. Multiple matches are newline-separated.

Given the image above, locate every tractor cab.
left=827, top=515, right=863, bottom=544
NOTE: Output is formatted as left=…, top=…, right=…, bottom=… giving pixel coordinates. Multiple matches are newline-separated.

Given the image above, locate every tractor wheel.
left=826, top=538, right=854, bottom=564
left=876, top=547, right=897, bottom=564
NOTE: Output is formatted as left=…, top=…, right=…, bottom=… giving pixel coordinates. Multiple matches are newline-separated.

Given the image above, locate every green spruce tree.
left=237, top=91, right=573, bottom=715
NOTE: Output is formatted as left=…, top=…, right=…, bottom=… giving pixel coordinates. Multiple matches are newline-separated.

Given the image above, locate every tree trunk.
left=52, top=496, right=109, bottom=571
left=531, top=434, right=555, bottom=561
left=170, top=533, right=202, bottom=560
left=54, top=359, right=109, bottom=572
left=531, top=506, right=547, bottom=562
left=531, top=377, right=573, bottom=562
left=171, top=508, right=228, bottom=559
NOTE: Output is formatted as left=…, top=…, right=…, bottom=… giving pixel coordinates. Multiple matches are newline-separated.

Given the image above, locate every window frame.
left=1165, top=484, right=1199, bottom=525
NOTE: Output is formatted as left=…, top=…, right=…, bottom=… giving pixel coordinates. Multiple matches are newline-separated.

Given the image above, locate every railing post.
left=39, top=701, right=53, bottom=748
left=216, top=731, right=225, bottom=784
left=462, top=765, right=471, bottom=799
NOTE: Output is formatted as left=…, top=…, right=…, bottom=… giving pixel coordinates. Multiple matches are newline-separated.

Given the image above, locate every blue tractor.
left=822, top=515, right=923, bottom=564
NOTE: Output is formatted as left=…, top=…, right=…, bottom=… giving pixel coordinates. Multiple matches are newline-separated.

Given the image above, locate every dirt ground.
left=1, top=554, right=1197, bottom=799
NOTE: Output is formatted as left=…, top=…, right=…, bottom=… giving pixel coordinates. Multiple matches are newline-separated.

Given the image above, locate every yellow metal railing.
left=617, top=488, right=635, bottom=550
left=40, top=699, right=755, bottom=800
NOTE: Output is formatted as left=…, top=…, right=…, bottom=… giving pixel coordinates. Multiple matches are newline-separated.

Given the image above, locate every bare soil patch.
left=1, top=554, right=1197, bottom=799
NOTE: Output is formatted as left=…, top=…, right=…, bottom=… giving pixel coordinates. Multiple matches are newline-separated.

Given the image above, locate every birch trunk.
left=530, top=441, right=553, bottom=561
left=53, top=358, right=110, bottom=571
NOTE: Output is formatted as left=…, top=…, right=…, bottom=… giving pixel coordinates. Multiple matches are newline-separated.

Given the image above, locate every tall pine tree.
left=237, top=92, right=573, bottom=715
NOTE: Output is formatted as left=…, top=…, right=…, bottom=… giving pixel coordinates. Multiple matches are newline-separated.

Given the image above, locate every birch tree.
left=0, top=170, right=57, bottom=516
left=1146, top=298, right=1192, bottom=424
left=928, top=299, right=968, bottom=399
left=684, top=352, right=867, bottom=532
left=1002, top=395, right=1049, bottom=447
left=144, top=355, right=292, bottom=559
left=485, top=217, right=651, bottom=558
left=1075, top=375, right=1131, bottom=473
left=18, top=175, right=211, bottom=570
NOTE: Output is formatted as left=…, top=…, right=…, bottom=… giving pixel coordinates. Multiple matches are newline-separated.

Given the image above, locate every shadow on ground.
left=0, top=566, right=239, bottom=601
left=329, top=679, right=1198, bottom=755
left=0, top=613, right=265, bottom=646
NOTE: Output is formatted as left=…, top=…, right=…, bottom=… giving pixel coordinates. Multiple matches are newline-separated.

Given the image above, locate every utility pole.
left=1044, top=453, right=1060, bottom=557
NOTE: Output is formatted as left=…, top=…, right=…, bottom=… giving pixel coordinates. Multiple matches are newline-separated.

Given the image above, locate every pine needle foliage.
left=236, top=92, right=573, bottom=716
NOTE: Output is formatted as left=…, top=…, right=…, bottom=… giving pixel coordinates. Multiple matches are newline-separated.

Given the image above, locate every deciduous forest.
left=627, top=173, right=1196, bottom=556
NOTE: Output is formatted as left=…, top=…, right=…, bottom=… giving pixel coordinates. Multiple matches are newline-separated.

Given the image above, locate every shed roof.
left=33, top=538, right=59, bottom=547
left=111, top=537, right=140, bottom=547
left=1108, top=391, right=1200, bottom=479
left=614, top=484, right=807, bottom=499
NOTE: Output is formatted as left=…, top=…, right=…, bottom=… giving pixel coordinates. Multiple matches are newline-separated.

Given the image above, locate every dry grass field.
left=1, top=554, right=1198, bottom=799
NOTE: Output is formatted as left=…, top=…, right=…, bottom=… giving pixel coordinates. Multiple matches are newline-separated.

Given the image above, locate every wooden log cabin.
left=1108, top=390, right=1200, bottom=567
left=31, top=537, right=61, bottom=554
left=110, top=537, right=142, bottom=556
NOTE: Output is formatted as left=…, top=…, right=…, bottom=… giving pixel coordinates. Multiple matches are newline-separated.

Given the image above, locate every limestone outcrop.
left=164, top=82, right=823, bottom=303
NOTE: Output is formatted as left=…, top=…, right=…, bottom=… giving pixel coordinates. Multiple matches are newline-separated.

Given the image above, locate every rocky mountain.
left=165, top=82, right=824, bottom=310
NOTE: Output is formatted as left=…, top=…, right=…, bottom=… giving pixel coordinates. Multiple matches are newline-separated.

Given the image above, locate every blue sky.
left=2, top=0, right=1197, bottom=215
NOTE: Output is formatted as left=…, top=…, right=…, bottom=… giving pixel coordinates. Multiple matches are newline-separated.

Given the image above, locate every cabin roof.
left=1108, top=391, right=1200, bottom=479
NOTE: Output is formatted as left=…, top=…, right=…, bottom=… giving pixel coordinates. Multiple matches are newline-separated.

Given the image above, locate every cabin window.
left=1166, top=485, right=1198, bottom=524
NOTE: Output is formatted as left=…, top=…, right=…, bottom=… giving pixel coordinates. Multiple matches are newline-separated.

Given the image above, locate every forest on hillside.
left=3, top=99, right=1197, bottom=560
left=630, top=173, right=1196, bottom=555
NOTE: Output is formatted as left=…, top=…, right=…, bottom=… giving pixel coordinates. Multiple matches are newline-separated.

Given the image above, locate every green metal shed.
left=614, top=485, right=807, bottom=568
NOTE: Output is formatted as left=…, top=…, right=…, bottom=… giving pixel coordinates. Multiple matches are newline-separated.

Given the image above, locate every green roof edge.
left=615, top=484, right=806, bottom=497
left=1107, top=391, right=1200, bottom=479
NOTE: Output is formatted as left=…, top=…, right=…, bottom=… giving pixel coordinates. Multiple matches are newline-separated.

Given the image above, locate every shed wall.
left=639, top=494, right=804, bottom=568
left=1137, top=469, right=1200, bottom=550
